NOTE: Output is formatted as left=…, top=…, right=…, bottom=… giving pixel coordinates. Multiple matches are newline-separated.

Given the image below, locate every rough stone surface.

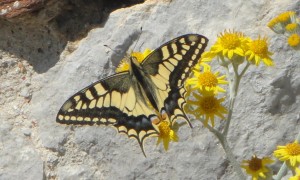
left=0, top=0, right=299, bottom=179
left=0, top=0, right=45, bottom=18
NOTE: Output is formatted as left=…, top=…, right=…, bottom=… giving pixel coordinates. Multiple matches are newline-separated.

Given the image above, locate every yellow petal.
left=290, top=157, right=296, bottom=167
left=222, top=49, right=228, bottom=56
left=234, top=47, right=244, bottom=56
left=163, top=139, right=170, bottom=151
left=263, top=58, right=274, bottom=66
left=228, top=50, right=234, bottom=59
left=143, top=48, right=152, bottom=57
left=254, top=55, right=260, bottom=65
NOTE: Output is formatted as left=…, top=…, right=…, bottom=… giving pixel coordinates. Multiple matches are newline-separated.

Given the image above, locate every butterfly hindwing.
left=141, top=34, right=208, bottom=125
left=56, top=72, right=158, bottom=155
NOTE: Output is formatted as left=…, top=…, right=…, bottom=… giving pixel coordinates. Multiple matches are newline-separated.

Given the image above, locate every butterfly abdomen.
left=130, top=57, right=160, bottom=112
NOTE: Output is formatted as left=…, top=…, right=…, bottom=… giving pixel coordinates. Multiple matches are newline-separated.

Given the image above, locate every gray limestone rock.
left=0, top=121, right=44, bottom=179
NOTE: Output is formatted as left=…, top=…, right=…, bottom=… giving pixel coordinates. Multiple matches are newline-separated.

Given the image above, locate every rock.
left=0, top=60, right=16, bottom=68
left=0, top=121, right=44, bottom=179
left=0, top=61, right=8, bottom=68
left=24, top=81, right=31, bottom=86
left=22, top=128, right=31, bottom=136
left=56, top=165, right=98, bottom=180
left=19, top=87, right=30, bottom=98
left=46, top=154, right=58, bottom=168
left=39, top=129, right=68, bottom=154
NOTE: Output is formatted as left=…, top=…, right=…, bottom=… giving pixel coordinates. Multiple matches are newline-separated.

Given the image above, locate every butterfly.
left=56, top=34, right=208, bottom=155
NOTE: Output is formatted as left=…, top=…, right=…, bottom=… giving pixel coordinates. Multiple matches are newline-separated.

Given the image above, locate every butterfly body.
left=57, top=34, right=208, bottom=155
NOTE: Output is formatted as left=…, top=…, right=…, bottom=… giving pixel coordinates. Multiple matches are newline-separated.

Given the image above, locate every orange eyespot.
left=161, top=113, right=167, bottom=120
left=150, top=116, right=160, bottom=125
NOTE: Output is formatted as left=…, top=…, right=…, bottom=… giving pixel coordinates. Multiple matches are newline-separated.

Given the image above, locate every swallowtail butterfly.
left=57, top=34, right=208, bottom=155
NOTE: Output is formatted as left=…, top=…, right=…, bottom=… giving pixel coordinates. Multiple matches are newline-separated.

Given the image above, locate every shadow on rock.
left=0, top=0, right=144, bottom=73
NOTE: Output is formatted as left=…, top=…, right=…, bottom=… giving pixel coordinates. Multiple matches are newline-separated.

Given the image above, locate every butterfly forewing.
left=141, top=34, right=208, bottom=125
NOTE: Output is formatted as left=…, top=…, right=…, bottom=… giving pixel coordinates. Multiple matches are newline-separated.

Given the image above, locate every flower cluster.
left=185, top=58, right=228, bottom=127
left=185, top=64, right=228, bottom=127
left=185, top=29, right=274, bottom=128
left=268, top=11, right=300, bottom=49
left=202, top=30, right=274, bottom=66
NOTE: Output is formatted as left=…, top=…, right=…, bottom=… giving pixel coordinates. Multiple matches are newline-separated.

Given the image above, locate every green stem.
left=240, top=62, right=250, bottom=77
left=218, top=61, right=250, bottom=178
left=221, top=138, right=247, bottom=180
left=223, top=96, right=235, bottom=137
left=223, top=69, right=238, bottom=137
left=223, top=62, right=250, bottom=137
left=273, top=162, right=288, bottom=180
left=204, top=122, right=246, bottom=180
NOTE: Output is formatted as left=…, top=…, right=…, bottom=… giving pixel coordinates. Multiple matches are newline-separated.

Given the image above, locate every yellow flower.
left=274, top=141, right=300, bottom=167
left=287, top=34, right=300, bottom=47
left=245, top=36, right=274, bottom=66
left=131, top=48, right=152, bottom=63
left=206, top=30, right=250, bottom=60
left=277, top=11, right=296, bottom=23
left=268, top=11, right=297, bottom=34
left=156, top=120, right=179, bottom=151
left=116, top=59, right=130, bottom=73
left=116, top=48, right=152, bottom=73
left=186, top=64, right=228, bottom=94
left=285, top=23, right=298, bottom=33
left=241, top=155, right=274, bottom=180
left=186, top=92, right=227, bottom=127
left=289, top=168, right=300, bottom=180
